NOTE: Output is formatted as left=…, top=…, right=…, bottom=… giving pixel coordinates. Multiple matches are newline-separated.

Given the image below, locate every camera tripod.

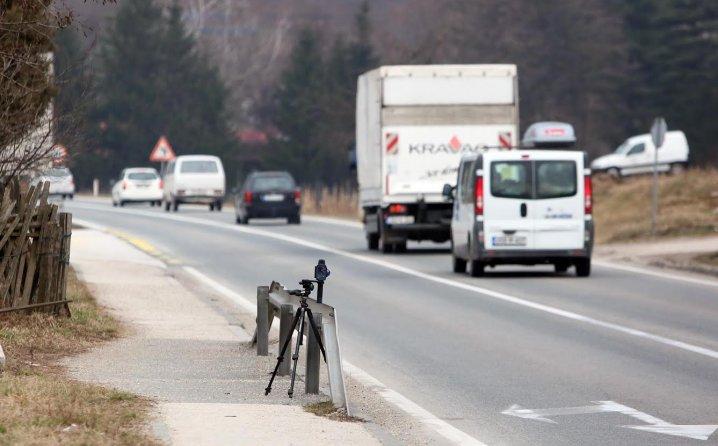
left=265, top=279, right=328, bottom=398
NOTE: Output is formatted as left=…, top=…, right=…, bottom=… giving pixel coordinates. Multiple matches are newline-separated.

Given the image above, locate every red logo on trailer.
left=449, top=135, right=462, bottom=152
left=498, top=132, right=512, bottom=149
left=385, top=133, right=399, bottom=155
left=149, top=136, right=176, bottom=162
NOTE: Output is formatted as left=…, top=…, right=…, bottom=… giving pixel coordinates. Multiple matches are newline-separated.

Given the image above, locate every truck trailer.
left=356, top=64, right=519, bottom=252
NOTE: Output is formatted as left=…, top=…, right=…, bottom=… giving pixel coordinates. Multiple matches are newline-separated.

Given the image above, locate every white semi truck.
left=356, top=64, right=519, bottom=252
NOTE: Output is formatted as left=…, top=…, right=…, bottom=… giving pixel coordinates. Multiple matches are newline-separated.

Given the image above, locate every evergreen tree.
left=624, top=0, right=718, bottom=163
left=267, top=28, right=326, bottom=184
left=86, top=0, right=236, bottom=183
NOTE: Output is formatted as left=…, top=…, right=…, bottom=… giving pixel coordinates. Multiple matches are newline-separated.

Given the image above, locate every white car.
left=112, top=168, right=163, bottom=207
left=591, top=131, right=689, bottom=178
left=162, top=155, right=225, bottom=212
left=33, top=167, right=75, bottom=199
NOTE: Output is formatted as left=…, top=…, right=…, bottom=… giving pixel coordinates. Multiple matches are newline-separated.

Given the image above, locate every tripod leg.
left=288, top=308, right=306, bottom=398
left=265, top=307, right=302, bottom=395
left=305, top=308, right=327, bottom=362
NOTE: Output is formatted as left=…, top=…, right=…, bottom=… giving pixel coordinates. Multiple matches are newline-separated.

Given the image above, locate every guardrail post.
left=278, top=304, right=293, bottom=375
left=256, top=286, right=270, bottom=356
left=323, top=315, right=347, bottom=409
left=305, top=313, right=322, bottom=394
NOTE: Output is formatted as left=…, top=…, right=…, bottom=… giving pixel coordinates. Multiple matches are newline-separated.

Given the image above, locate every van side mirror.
left=442, top=183, right=455, bottom=199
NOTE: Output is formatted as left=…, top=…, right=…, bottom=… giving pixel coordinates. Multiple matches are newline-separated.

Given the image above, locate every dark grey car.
left=234, top=171, right=301, bottom=224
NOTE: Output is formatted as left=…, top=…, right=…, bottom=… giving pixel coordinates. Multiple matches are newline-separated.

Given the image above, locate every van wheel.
left=670, top=163, right=685, bottom=175
left=452, top=255, right=467, bottom=273
left=367, top=233, right=379, bottom=250
left=607, top=167, right=621, bottom=180
left=209, top=203, right=215, bottom=211
left=150, top=201, right=155, bottom=207
left=575, top=258, right=591, bottom=277
left=119, top=201, right=125, bottom=207
left=172, top=200, right=179, bottom=212
left=554, top=262, right=569, bottom=274
left=468, top=259, right=485, bottom=277
left=288, top=214, right=301, bottom=224
left=164, top=201, right=170, bottom=212
left=394, top=241, right=407, bottom=253
left=112, top=201, right=117, bottom=207
left=216, top=201, right=223, bottom=211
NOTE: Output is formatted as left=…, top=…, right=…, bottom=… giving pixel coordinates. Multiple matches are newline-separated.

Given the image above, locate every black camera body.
left=314, top=259, right=330, bottom=282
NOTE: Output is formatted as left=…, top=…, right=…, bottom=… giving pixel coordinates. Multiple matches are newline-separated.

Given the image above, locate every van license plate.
left=385, top=215, right=414, bottom=225
left=492, top=235, right=527, bottom=247
left=262, top=194, right=284, bottom=202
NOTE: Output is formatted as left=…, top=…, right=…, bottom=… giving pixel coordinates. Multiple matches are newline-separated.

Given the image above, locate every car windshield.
left=180, top=160, right=218, bottom=174
left=127, top=172, right=157, bottom=180
left=251, top=175, right=294, bottom=191
left=614, top=140, right=631, bottom=155
left=44, top=168, right=70, bottom=177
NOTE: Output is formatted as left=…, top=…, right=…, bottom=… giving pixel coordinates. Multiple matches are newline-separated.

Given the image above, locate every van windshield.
left=614, top=141, right=631, bottom=155
left=180, top=160, right=218, bottom=174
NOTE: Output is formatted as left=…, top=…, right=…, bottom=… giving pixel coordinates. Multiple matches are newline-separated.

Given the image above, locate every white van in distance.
left=163, top=155, right=225, bottom=212
left=591, top=130, right=689, bottom=178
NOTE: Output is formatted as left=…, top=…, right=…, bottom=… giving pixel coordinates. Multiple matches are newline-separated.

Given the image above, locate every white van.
left=591, top=131, right=689, bottom=178
left=163, top=155, right=225, bottom=212
left=445, top=149, right=593, bottom=277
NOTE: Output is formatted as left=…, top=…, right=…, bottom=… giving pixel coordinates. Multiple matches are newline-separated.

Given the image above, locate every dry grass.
left=594, top=168, right=718, bottom=244
left=0, top=269, right=159, bottom=446
left=303, top=401, right=363, bottom=422
left=302, top=187, right=360, bottom=220
left=694, top=252, right=718, bottom=268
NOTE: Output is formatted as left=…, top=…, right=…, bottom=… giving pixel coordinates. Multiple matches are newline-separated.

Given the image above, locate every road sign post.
left=650, top=118, right=667, bottom=237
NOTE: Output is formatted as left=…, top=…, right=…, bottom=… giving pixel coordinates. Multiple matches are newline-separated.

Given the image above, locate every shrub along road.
left=64, top=199, right=718, bottom=445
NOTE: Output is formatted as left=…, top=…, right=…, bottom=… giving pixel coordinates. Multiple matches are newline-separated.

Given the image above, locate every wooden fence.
left=0, top=180, right=72, bottom=315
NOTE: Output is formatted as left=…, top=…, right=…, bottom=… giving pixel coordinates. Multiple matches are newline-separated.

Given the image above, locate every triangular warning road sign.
left=149, top=136, right=176, bottom=162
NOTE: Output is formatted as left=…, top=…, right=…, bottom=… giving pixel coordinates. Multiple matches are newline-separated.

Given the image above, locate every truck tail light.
left=294, top=189, right=301, bottom=204
left=244, top=191, right=253, bottom=204
left=474, top=176, right=484, bottom=215
left=584, top=175, right=592, bottom=215
left=388, top=203, right=407, bottom=214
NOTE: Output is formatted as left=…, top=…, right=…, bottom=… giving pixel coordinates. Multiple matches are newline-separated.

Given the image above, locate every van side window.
left=459, top=160, right=473, bottom=203
left=490, top=161, right=531, bottom=199
left=536, top=161, right=577, bottom=199
left=627, top=143, right=645, bottom=155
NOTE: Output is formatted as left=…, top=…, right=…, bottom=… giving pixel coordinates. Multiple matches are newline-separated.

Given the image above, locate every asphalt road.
left=64, top=199, right=718, bottom=445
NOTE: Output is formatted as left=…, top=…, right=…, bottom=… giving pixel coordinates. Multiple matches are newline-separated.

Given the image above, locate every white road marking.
left=594, top=259, right=718, bottom=289
left=503, top=401, right=718, bottom=441
left=176, top=262, right=486, bottom=445
left=303, top=214, right=363, bottom=229
left=68, top=202, right=718, bottom=361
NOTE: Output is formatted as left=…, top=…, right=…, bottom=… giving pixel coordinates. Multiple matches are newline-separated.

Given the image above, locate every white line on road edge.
left=69, top=203, right=718, bottom=361
left=177, top=264, right=485, bottom=445
left=593, top=259, right=718, bottom=289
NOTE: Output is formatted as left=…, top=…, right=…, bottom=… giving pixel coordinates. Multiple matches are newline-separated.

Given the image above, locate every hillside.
left=593, top=169, right=718, bottom=244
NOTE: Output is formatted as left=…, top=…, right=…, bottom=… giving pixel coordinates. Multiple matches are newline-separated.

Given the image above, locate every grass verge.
left=694, top=252, right=718, bottom=268
left=594, top=168, right=718, bottom=243
left=0, top=269, right=159, bottom=446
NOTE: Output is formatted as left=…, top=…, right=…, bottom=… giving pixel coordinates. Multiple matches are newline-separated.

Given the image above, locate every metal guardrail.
left=253, top=281, right=348, bottom=409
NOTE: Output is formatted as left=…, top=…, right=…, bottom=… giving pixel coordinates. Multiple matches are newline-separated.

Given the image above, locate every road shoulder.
left=66, top=228, right=383, bottom=445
